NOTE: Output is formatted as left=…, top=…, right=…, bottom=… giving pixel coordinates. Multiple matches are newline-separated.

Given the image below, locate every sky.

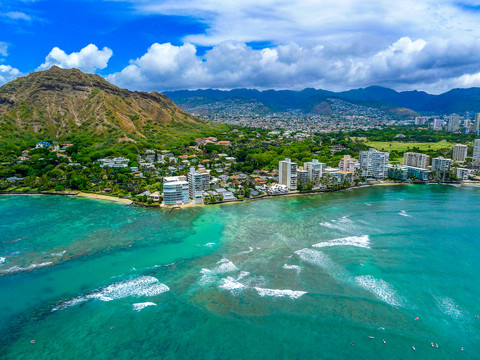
left=2, top=0, right=480, bottom=94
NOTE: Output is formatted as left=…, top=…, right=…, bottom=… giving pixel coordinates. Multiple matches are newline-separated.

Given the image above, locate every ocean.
left=1, top=184, right=479, bottom=359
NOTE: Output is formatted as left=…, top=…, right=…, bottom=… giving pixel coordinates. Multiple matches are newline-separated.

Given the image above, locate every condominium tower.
left=452, top=144, right=468, bottom=162
left=359, top=148, right=389, bottom=179
left=403, top=152, right=430, bottom=169
left=279, top=158, right=298, bottom=190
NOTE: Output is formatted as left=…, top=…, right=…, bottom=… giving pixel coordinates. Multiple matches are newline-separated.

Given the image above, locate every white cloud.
left=128, top=0, right=480, bottom=50
left=0, top=42, right=8, bottom=57
left=106, top=38, right=480, bottom=94
left=2, top=11, right=31, bottom=21
left=0, top=65, right=22, bottom=85
left=37, top=44, right=113, bottom=73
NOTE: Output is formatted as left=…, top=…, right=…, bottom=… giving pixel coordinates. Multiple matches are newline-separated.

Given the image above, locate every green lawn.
left=364, top=140, right=455, bottom=152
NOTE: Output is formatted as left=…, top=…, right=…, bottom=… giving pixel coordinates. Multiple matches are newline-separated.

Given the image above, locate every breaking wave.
left=312, top=235, right=370, bottom=249
left=254, top=287, right=306, bottom=300
left=354, top=275, right=402, bottom=307
left=52, top=276, right=169, bottom=311
left=133, top=302, right=157, bottom=312
left=1, top=262, right=53, bottom=274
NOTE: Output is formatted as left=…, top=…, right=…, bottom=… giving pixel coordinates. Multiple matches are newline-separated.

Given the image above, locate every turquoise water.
left=1, top=185, right=479, bottom=359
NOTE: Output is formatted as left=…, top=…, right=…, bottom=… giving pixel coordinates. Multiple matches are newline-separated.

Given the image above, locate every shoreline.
left=1, top=180, right=479, bottom=208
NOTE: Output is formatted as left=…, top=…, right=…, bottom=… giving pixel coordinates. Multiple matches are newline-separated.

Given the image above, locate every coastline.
left=1, top=180, right=479, bottom=208
left=75, top=192, right=133, bottom=205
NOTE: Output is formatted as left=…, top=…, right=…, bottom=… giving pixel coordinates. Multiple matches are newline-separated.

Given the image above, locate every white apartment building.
left=279, top=158, right=297, bottom=190
left=452, top=144, right=468, bottom=162
left=303, top=159, right=325, bottom=181
left=473, top=139, right=480, bottom=164
left=403, top=152, right=430, bottom=169
left=448, top=114, right=460, bottom=132
left=431, top=157, right=453, bottom=172
left=359, top=148, right=389, bottom=179
left=163, top=176, right=189, bottom=205
left=187, top=167, right=204, bottom=204
left=433, top=118, right=443, bottom=131
left=297, top=168, right=309, bottom=185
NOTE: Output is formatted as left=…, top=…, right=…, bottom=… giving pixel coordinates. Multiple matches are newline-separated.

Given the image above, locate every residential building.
left=448, top=114, right=460, bottom=132
left=473, top=139, right=480, bottom=165
left=297, top=168, right=309, bottom=185
left=359, top=148, right=389, bottom=179
left=403, top=152, right=430, bottom=169
left=433, top=118, right=443, bottom=131
left=163, top=176, right=189, bottom=205
left=388, top=164, right=431, bottom=181
left=187, top=167, right=204, bottom=204
left=303, top=159, right=325, bottom=181
left=476, top=114, right=480, bottom=135
left=196, top=168, right=211, bottom=190
left=338, top=155, right=359, bottom=173
left=279, top=158, right=297, bottom=190
left=268, top=184, right=288, bottom=194
left=452, top=144, right=468, bottom=162
left=453, top=168, right=471, bottom=180
left=431, top=157, right=453, bottom=172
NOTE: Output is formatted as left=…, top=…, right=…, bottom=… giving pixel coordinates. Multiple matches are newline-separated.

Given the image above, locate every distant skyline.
left=2, top=0, right=480, bottom=94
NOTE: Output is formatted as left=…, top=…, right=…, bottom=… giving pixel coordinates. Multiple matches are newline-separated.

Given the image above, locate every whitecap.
left=52, top=276, right=169, bottom=311
left=1, top=261, right=53, bottom=274
left=434, top=296, right=463, bottom=319
left=237, top=247, right=254, bottom=255
left=0, top=257, right=5, bottom=264
left=213, top=258, right=238, bottom=273
left=282, top=264, right=302, bottom=273
left=319, top=217, right=354, bottom=231
left=133, top=302, right=157, bottom=312
left=398, top=210, right=412, bottom=217
left=236, top=271, right=250, bottom=281
left=295, top=248, right=350, bottom=281
left=50, top=250, right=66, bottom=257
left=198, top=268, right=216, bottom=286
left=203, top=243, right=215, bottom=247
left=354, top=275, right=402, bottom=307
left=218, top=276, right=245, bottom=295
left=254, top=287, right=306, bottom=300
left=312, top=235, right=370, bottom=249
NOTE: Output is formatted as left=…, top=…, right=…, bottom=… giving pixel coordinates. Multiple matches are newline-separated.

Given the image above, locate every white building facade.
left=279, top=158, right=298, bottom=190
left=359, top=149, right=389, bottom=179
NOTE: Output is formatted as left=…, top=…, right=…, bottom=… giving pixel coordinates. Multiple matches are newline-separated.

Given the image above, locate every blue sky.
left=2, top=0, right=480, bottom=93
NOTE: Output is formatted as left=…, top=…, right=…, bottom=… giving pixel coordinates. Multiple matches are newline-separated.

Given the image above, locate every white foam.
left=213, top=258, right=239, bottom=273
left=254, top=287, right=306, bottom=300
left=237, top=247, right=254, bottom=255
left=198, top=268, right=216, bottom=286
left=295, top=248, right=350, bottom=281
left=236, top=271, right=250, bottom=281
left=203, top=243, right=215, bottom=247
left=0, top=257, right=5, bottom=264
left=52, top=276, right=169, bottom=311
left=434, top=296, right=463, bottom=319
left=282, top=264, right=302, bottom=273
left=319, top=217, right=354, bottom=231
left=218, top=276, right=245, bottom=295
left=365, top=203, right=372, bottom=206
left=398, top=210, right=412, bottom=217
left=133, top=302, right=157, bottom=311
left=1, top=261, right=53, bottom=274
left=312, top=235, right=371, bottom=249
left=51, top=250, right=66, bottom=257
left=355, top=275, right=402, bottom=307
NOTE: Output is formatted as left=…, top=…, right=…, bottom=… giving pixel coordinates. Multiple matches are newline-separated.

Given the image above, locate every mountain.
left=166, top=86, right=480, bottom=115
left=0, top=66, right=218, bottom=145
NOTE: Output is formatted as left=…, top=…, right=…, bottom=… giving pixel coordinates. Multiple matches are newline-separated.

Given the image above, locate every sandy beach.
left=75, top=192, right=133, bottom=205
